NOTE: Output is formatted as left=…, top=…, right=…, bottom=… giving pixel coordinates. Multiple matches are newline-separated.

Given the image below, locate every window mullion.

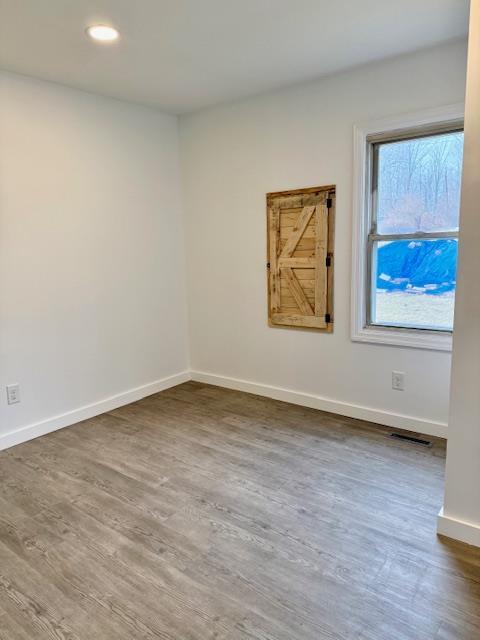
left=368, top=231, right=459, bottom=243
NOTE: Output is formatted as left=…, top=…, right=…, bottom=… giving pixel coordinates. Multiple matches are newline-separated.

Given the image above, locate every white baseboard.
left=1, top=367, right=448, bottom=453
left=437, top=508, right=480, bottom=548
left=0, top=371, right=191, bottom=452
left=191, top=370, right=448, bottom=439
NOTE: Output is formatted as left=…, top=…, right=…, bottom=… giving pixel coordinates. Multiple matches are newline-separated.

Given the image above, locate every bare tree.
left=377, top=132, right=463, bottom=233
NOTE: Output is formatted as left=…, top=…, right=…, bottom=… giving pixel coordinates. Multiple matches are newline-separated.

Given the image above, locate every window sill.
left=351, top=324, right=452, bottom=352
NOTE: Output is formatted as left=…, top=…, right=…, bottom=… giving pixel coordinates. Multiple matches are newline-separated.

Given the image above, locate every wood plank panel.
left=280, top=225, right=316, bottom=240
left=271, top=312, right=327, bottom=328
left=279, top=237, right=316, bottom=254
left=268, top=205, right=280, bottom=311
left=278, top=257, right=315, bottom=268
left=280, top=283, right=315, bottom=297
left=267, top=185, right=335, bottom=331
left=279, top=206, right=316, bottom=258
left=281, top=267, right=314, bottom=315
left=315, top=203, right=329, bottom=317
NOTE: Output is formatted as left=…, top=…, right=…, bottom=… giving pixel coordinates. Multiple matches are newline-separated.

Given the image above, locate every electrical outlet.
left=6, top=384, right=20, bottom=405
left=392, top=371, right=405, bottom=391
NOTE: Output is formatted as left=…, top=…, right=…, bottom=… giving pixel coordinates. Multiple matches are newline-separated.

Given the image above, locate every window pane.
left=371, top=238, right=457, bottom=330
left=376, top=131, right=463, bottom=234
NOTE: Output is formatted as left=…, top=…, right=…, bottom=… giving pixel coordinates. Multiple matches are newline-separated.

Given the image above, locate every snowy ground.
left=374, top=290, right=455, bottom=330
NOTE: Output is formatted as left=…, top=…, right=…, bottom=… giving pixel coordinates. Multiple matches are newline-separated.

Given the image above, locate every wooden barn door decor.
left=267, top=185, right=335, bottom=331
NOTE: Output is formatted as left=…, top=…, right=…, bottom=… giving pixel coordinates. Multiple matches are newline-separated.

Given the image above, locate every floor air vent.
left=390, top=433, right=432, bottom=447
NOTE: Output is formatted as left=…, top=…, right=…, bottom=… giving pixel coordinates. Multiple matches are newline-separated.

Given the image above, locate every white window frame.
left=351, top=104, right=464, bottom=352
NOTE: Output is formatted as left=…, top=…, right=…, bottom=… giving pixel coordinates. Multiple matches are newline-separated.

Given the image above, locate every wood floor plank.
left=0, top=381, right=479, bottom=639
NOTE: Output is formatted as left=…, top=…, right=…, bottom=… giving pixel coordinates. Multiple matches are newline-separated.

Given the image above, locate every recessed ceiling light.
left=86, top=25, right=119, bottom=42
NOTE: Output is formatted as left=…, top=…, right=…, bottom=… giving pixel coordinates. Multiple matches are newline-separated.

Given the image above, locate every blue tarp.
left=376, top=239, right=457, bottom=294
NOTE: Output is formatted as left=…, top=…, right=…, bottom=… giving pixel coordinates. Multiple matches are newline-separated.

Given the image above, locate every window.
left=352, top=106, right=464, bottom=351
left=369, top=127, right=463, bottom=331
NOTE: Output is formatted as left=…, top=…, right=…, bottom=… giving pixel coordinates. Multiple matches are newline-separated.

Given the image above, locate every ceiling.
left=0, top=0, right=469, bottom=114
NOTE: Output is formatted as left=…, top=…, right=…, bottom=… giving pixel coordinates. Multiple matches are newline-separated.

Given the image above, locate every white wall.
left=0, top=72, right=189, bottom=447
left=439, top=1, right=480, bottom=547
left=0, top=40, right=469, bottom=450
left=180, top=40, right=467, bottom=436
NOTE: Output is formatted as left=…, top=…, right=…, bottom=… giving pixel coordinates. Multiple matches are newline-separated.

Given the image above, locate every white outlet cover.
left=392, top=371, right=405, bottom=391
left=6, top=383, right=20, bottom=405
